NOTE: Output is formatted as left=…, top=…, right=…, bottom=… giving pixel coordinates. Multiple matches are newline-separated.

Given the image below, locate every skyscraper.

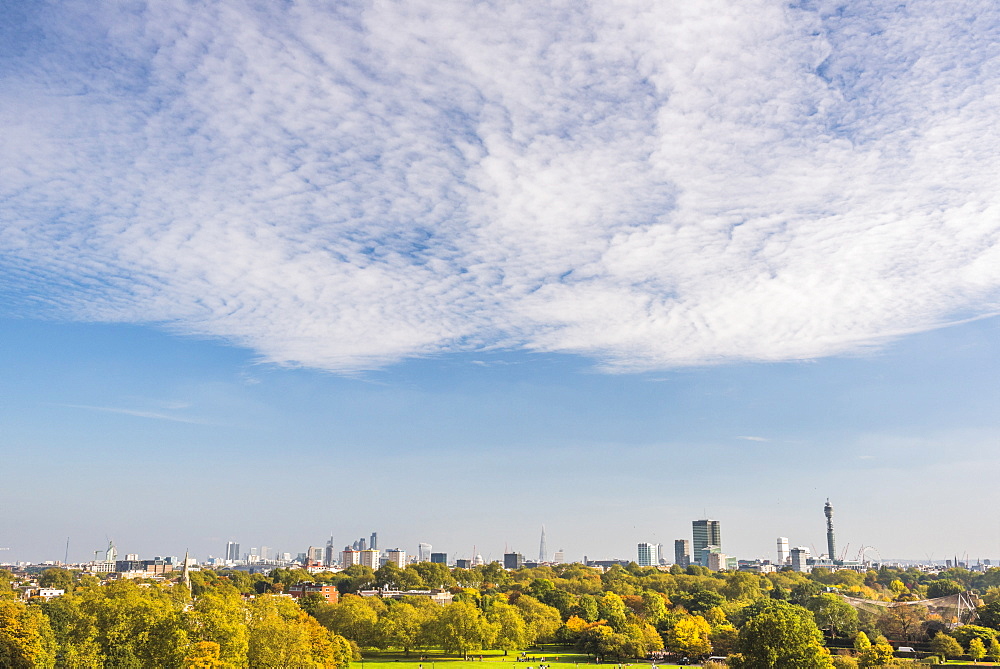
left=325, top=535, right=336, bottom=567
left=674, top=539, right=690, bottom=568
left=226, top=541, right=240, bottom=562
left=370, top=532, right=378, bottom=551
left=824, top=499, right=836, bottom=560
left=431, top=552, right=448, bottom=564
left=637, top=542, right=658, bottom=567
left=777, top=537, right=789, bottom=565
left=538, top=526, right=548, bottom=563
left=692, top=519, right=721, bottom=555
left=418, top=543, right=432, bottom=562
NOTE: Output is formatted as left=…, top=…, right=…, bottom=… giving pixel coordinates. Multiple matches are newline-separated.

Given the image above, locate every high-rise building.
left=538, top=526, right=548, bottom=563
left=674, top=539, right=691, bottom=568
left=341, top=548, right=360, bottom=567
left=790, top=546, right=811, bottom=572
left=260, top=546, right=270, bottom=561
left=418, top=543, right=432, bottom=562
left=553, top=549, right=565, bottom=564
left=637, top=542, right=659, bottom=567
left=385, top=548, right=406, bottom=567
left=692, top=519, right=721, bottom=555
left=370, top=532, right=378, bottom=551
left=359, top=548, right=380, bottom=570
left=306, top=546, right=323, bottom=564
left=325, top=536, right=336, bottom=567
left=824, top=499, right=836, bottom=560
left=503, top=552, right=524, bottom=570
left=226, top=541, right=241, bottom=562
left=358, top=538, right=367, bottom=551
left=431, top=552, right=448, bottom=564
left=777, top=537, right=789, bottom=565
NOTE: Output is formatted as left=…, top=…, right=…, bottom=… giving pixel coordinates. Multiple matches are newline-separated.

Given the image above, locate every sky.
left=2, top=0, right=1000, bottom=565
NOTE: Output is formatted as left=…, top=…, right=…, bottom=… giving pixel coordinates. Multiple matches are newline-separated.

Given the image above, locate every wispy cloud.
left=3, top=0, right=1000, bottom=372
left=736, top=436, right=769, bottom=443
left=58, top=404, right=211, bottom=425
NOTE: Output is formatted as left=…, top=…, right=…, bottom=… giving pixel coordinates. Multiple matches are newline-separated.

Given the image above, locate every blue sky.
left=3, top=0, right=1000, bottom=564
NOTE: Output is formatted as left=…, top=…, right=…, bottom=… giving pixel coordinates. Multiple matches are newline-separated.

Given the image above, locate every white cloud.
left=2, top=0, right=1000, bottom=372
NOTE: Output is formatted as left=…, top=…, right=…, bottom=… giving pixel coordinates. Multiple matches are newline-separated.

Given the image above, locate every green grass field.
left=357, top=650, right=691, bottom=669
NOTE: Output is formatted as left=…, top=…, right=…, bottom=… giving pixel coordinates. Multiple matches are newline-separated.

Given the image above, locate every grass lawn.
left=358, top=650, right=692, bottom=669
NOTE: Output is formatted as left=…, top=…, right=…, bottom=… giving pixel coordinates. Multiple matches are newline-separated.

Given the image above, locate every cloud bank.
left=3, top=0, right=1000, bottom=371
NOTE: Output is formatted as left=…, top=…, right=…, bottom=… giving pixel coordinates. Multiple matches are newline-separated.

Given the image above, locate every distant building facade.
left=637, top=542, right=659, bottom=567
left=288, top=582, right=340, bottom=604
left=674, top=539, right=691, bottom=568
left=503, top=552, right=524, bottom=570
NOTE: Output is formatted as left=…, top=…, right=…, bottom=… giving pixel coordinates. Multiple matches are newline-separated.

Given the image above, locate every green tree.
left=0, top=600, right=57, bottom=668
left=729, top=600, right=833, bottom=669
left=38, top=568, right=76, bottom=592
left=927, top=579, right=964, bottom=598
left=929, top=632, right=964, bottom=659
left=853, top=631, right=871, bottom=654
left=376, top=601, right=433, bottom=654
left=969, top=637, right=987, bottom=664
left=806, top=593, right=859, bottom=638
left=513, top=595, right=562, bottom=643
left=988, top=636, right=1000, bottom=662
left=430, top=601, right=497, bottom=657
left=315, top=595, right=380, bottom=648
left=487, top=600, right=529, bottom=653
left=596, top=592, right=629, bottom=631
left=953, top=624, right=998, bottom=648
left=857, top=636, right=894, bottom=668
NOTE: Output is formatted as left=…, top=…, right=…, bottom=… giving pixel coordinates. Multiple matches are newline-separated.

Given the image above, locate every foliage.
left=663, top=614, right=712, bottom=657
left=968, top=636, right=987, bottom=662
left=729, top=600, right=833, bottom=669
left=0, top=599, right=57, bottom=668
left=928, top=632, right=964, bottom=659
left=952, top=624, right=997, bottom=648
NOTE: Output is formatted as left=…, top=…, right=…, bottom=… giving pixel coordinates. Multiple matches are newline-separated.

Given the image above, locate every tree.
left=729, top=600, right=833, bottom=669
left=953, top=624, right=998, bottom=649
left=969, top=637, right=987, bottom=664
left=186, top=587, right=249, bottom=666
left=315, top=595, right=380, bottom=648
left=852, top=631, right=871, bottom=654
left=597, top=592, right=629, bottom=631
left=513, top=595, right=562, bottom=643
left=488, top=601, right=529, bottom=653
left=376, top=601, right=432, bottom=654
left=988, top=636, right=1000, bottom=662
left=980, top=601, right=1000, bottom=630
left=247, top=595, right=342, bottom=667
left=927, top=579, right=964, bottom=598
left=0, top=600, right=57, bottom=668
left=806, top=593, right=859, bottom=638
left=38, top=568, right=75, bottom=593
left=430, top=601, right=497, bottom=657
left=183, top=640, right=224, bottom=668
left=664, top=614, right=712, bottom=658
left=929, top=632, right=964, bottom=659
left=857, top=636, right=894, bottom=668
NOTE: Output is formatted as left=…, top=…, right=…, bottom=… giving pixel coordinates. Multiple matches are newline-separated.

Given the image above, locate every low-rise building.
left=287, top=582, right=340, bottom=604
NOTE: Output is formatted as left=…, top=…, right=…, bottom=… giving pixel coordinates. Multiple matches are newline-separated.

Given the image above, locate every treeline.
left=7, top=560, right=1000, bottom=667
left=0, top=575, right=352, bottom=668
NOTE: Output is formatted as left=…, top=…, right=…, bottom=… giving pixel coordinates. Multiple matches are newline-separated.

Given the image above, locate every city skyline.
left=4, top=2, right=1000, bottom=565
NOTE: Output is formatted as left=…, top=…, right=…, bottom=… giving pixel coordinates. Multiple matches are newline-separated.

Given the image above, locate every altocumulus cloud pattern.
left=2, top=0, right=1000, bottom=372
